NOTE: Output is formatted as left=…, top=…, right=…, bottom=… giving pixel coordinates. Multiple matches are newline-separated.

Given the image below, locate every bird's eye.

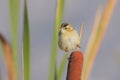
left=64, top=27, right=68, bottom=30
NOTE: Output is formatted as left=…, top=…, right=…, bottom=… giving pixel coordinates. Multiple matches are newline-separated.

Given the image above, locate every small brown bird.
left=58, top=23, right=80, bottom=52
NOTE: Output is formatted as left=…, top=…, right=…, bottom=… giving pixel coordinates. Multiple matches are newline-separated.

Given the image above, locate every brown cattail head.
left=66, top=51, right=83, bottom=80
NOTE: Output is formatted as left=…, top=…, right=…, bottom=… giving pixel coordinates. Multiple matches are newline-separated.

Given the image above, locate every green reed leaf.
left=22, top=0, right=30, bottom=80
left=8, top=0, right=19, bottom=79
left=48, top=0, right=65, bottom=80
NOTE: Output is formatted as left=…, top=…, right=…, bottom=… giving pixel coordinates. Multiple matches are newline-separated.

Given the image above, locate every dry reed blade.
left=79, top=24, right=83, bottom=45
left=82, top=0, right=116, bottom=80
left=0, top=34, right=15, bottom=80
left=81, top=7, right=102, bottom=80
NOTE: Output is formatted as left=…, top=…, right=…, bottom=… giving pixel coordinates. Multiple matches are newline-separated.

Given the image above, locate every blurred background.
left=0, top=0, right=120, bottom=80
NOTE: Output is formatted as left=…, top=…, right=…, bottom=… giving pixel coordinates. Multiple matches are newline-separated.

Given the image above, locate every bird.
left=58, top=22, right=80, bottom=52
